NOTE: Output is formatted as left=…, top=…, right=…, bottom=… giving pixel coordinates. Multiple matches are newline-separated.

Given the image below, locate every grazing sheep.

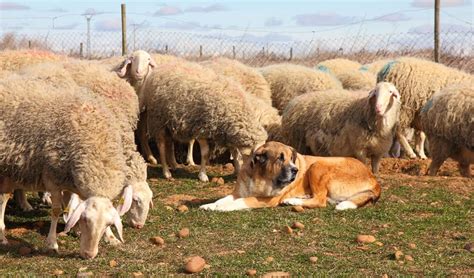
left=201, top=57, right=272, bottom=104
left=281, top=82, right=401, bottom=173
left=117, top=56, right=267, bottom=181
left=260, top=63, right=342, bottom=113
left=377, top=57, right=473, bottom=159
left=14, top=61, right=152, bottom=232
left=0, top=75, right=129, bottom=259
left=420, top=82, right=474, bottom=177
left=361, top=59, right=391, bottom=75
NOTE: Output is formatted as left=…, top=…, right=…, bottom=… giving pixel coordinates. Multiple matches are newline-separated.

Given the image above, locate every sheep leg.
left=138, top=111, right=158, bottom=165
left=231, top=148, right=242, bottom=175
left=0, top=193, right=10, bottom=245
left=186, top=139, right=196, bottom=166
left=397, top=131, right=417, bottom=159
left=45, top=191, right=62, bottom=251
left=157, top=130, right=172, bottom=179
left=166, top=140, right=179, bottom=169
left=415, top=131, right=428, bottom=160
left=427, top=137, right=449, bottom=176
left=370, top=155, right=382, bottom=174
left=14, top=190, right=34, bottom=211
left=197, top=139, right=210, bottom=182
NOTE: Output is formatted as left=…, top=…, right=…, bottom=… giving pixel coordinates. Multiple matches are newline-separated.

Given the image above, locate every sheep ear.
left=149, top=57, right=157, bottom=68
left=64, top=201, right=86, bottom=233
left=367, top=89, right=377, bottom=99
left=63, top=193, right=81, bottom=223
left=116, top=58, right=132, bottom=78
left=117, top=185, right=133, bottom=216
left=112, top=210, right=124, bottom=243
left=391, top=89, right=401, bottom=101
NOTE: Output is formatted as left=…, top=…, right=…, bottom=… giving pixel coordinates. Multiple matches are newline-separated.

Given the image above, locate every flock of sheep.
left=0, top=49, right=472, bottom=259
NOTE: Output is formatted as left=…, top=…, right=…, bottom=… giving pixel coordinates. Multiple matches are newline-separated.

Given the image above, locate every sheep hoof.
left=41, top=192, right=52, bottom=206
left=45, top=240, right=59, bottom=252
left=198, top=172, right=209, bottom=182
left=1, top=237, right=8, bottom=245
left=147, top=156, right=158, bottom=165
left=419, top=154, right=428, bottom=160
left=186, top=161, right=196, bottom=166
left=163, top=171, right=173, bottom=180
left=407, top=152, right=417, bottom=159
left=20, top=203, right=34, bottom=212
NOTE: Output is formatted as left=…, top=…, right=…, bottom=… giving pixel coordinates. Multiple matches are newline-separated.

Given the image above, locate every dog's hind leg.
left=335, top=187, right=381, bottom=211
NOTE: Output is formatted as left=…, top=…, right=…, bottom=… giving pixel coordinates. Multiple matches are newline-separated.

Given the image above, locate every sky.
left=0, top=0, right=472, bottom=38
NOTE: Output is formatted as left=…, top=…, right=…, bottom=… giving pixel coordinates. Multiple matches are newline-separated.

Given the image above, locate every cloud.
left=55, top=22, right=79, bottom=30
left=411, top=0, right=472, bottom=7
left=161, top=21, right=200, bottom=30
left=185, top=3, right=228, bottom=13
left=239, top=33, right=293, bottom=43
left=0, top=2, right=30, bottom=10
left=95, top=18, right=121, bottom=31
left=48, top=8, right=68, bottom=13
left=408, top=23, right=473, bottom=33
left=84, top=8, right=97, bottom=15
left=375, top=12, right=411, bottom=22
left=154, top=6, right=182, bottom=16
left=294, top=13, right=358, bottom=26
left=264, top=17, right=284, bottom=27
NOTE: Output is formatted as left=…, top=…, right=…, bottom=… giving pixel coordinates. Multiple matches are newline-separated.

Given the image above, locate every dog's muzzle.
left=275, top=164, right=298, bottom=187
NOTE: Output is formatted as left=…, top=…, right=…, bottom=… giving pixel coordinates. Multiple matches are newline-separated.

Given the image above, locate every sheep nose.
left=375, top=105, right=383, bottom=114
left=134, top=224, right=144, bottom=229
left=81, top=251, right=97, bottom=259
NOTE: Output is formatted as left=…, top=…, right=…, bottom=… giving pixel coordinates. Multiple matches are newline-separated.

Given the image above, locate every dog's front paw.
left=282, top=198, right=304, bottom=206
left=199, top=203, right=218, bottom=211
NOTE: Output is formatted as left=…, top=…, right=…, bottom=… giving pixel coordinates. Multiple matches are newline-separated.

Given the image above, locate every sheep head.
left=368, top=82, right=400, bottom=117
left=64, top=196, right=123, bottom=259
left=116, top=50, right=157, bottom=81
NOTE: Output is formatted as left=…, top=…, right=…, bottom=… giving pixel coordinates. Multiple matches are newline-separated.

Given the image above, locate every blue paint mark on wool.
left=377, top=61, right=398, bottom=82
left=316, top=65, right=330, bottom=73
left=421, top=98, right=434, bottom=113
left=359, top=66, right=369, bottom=72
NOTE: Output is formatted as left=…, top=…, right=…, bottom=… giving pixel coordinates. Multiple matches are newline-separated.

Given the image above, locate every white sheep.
left=281, top=82, right=401, bottom=173
left=0, top=75, right=131, bottom=259
left=420, top=82, right=474, bottom=177
left=377, top=57, right=473, bottom=159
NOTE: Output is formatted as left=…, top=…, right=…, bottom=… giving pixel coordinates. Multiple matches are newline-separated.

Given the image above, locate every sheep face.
left=368, top=82, right=400, bottom=116
left=65, top=197, right=123, bottom=259
left=127, top=181, right=153, bottom=229
left=117, top=50, right=157, bottom=81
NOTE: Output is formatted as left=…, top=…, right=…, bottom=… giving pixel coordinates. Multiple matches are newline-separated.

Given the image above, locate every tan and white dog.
left=200, top=141, right=381, bottom=211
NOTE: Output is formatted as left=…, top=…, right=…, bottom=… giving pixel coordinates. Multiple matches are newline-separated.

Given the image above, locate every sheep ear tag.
left=117, top=185, right=133, bottom=216
left=64, top=201, right=86, bottom=233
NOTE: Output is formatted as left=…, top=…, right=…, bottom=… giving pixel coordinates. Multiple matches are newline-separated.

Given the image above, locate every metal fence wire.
left=1, top=29, right=473, bottom=72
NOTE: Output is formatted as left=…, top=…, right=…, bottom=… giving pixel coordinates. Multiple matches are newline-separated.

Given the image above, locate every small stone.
left=246, top=269, right=257, bottom=276
left=262, top=272, right=290, bottom=278
left=78, top=267, right=88, bottom=272
left=375, top=241, right=384, bottom=247
left=356, top=245, right=370, bottom=251
left=223, top=163, right=234, bottom=171
left=211, top=177, right=220, bottom=183
left=150, top=236, right=165, bottom=246
left=177, top=205, right=189, bottom=213
left=292, top=221, right=304, bottom=230
left=394, top=250, right=404, bottom=260
left=283, top=226, right=293, bottom=234
left=76, top=272, right=93, bottom=278
left=405, top=255, right=414, bottom=262
left=408, top=243, right=416, bottom=249
left=216, top=177, right=225, bottom=185
left=265, top=256, right=274, bottom=263
left=356, top=235, right=376, bottom=244
left=164, top=206, right=173, bottom=211
left=178, top=228, right=190, bottom=238
left=57, top=232, right=68, bottom=238
left=397, top=231, right=404, bottom=236
left=237, top=250, right=246, bottom=254
left=309, top=256, right=318, bottom=263
left=52, top=270, right=64, bottom=275
left=132, top=272, right=143, bottom=277
left=463, top=242, right=473, bottom=252
left=381, top=224, right=389, bottom=228
left=292, top=206, right=304, bottom=212
left=18, top=246, right=32, bottom=256
left=381, top=274, right=389, bottom=278
left=184, top=256, right=206, bottom=273
left=109, top=260, right=118, bottom=267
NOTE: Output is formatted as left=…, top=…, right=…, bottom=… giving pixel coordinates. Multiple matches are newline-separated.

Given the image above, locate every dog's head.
left=243, top=141, right=299, bottom=197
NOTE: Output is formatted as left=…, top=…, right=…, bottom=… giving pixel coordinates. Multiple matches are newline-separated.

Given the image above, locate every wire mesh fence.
left=1, top=28, right=473, bottom=72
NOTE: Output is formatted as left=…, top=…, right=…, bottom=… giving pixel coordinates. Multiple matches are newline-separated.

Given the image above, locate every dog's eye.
left=279, top=153, right=284, bottom=161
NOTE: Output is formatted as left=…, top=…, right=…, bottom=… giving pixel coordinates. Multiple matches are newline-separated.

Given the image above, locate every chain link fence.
left=1, top=29, right=473, bottom=72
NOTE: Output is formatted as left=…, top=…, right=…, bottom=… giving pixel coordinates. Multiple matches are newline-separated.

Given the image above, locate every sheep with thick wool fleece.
left=260, top=63, right=342, bottom=113
left=316, top=58, right=376, bottom=90
left=281, top=82, right=401, bottom=173
left=420, top=81, right=474, bottom=177
left=377, top=56, right=473, bottom=159
left=0, top=49, right=64, bottom=71
left=0, top=75, right=130, bottom=259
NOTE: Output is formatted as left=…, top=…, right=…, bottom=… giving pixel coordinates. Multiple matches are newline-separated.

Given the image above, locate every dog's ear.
left=251, top=151, right=267, bottom=168
left=290, top=147, right=297, bottom=163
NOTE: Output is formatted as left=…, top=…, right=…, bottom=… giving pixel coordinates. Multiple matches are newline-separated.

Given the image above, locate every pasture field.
left=0, top=158, right=472, bottom=276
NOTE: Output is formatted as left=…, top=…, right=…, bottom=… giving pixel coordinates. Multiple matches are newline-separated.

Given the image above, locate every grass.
left=0, top=162, right=473, bottom=276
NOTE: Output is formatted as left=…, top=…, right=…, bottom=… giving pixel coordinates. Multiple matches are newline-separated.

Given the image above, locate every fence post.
left=262, top=47, right=265, bottom=57
left=232, top=45, right=236, bottom=59
left=289, top=47, right=293, bottom=61
left=79, top=42, right=84, bottom=58
left=28, top=40, right=31, bottom=49
left=199, top=45, right=203, bottom=58
left=434, top=0, right=440, bottom=62
left=165, top=45, right=168, bottom=53
left=121, top=3, right=127, bottom=56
